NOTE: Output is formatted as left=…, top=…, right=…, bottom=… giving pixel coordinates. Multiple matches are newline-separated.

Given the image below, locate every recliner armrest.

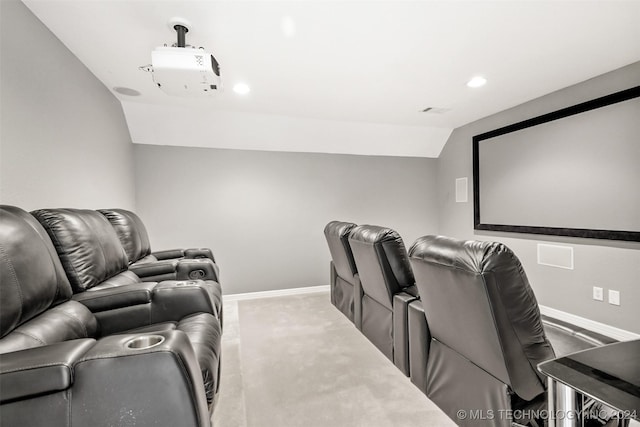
left=129, top=259, right=179, bottom=278
left=183, top=248, right=215, bottom=263
left=176, top=258, right=219, bottom=282
left=393, top=291, right=420, bottom=376
left=151, top=280, right=218, bottom=322
left=130, top=259, right=219, bottom=282
left=72, top=280, right=220, bottom=334
left=72, top=330, right=210, bottom=427
left=0, top=339, right=96, bottom=403
left=408, top=299, right=430, bottom=393
left=354, top=274, right=363, bottom=331
left=151, top=248, right=216, bottom=263
left=73, top=283, right=155, bottom=312
left=152, top=248, right=186, bottom=260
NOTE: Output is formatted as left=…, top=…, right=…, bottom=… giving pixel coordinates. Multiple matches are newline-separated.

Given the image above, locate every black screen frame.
left=472, top=85, right=640, bottom=242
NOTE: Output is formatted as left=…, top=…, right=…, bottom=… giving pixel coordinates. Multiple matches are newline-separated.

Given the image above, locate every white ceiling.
left=23, top=0, right=640, bottom=157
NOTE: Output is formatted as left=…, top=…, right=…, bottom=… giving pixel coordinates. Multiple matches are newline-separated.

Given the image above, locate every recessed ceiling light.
left=467, top=76, right=487, bottom=88
left=233, top=83, right=251, bottom=95
left=281, top=16, right=296, bottom=37
left=113, top=87, right=141, bottom=96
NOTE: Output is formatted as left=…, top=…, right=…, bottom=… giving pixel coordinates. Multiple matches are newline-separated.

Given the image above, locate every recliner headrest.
left=323, top=221, right=358, bottom=283
left=32, top=208, right=129, bottom=292
left=98, top=209, right=152, bottom=264
left=410, top=234, right=524, bottom=275
left=348, top=226, right=401, bottom=245
left=348, top=225, right=414, bottom=308
left=0, top=205, right=73, bottom=338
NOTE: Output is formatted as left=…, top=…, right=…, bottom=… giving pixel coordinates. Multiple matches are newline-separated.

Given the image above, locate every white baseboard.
left=225, top=285, right=330, bottom=302
left=539, top=305, right=640, bottom=342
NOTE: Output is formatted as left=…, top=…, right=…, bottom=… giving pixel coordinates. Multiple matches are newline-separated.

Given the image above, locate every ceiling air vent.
left=421, top=107, right=450, bottom=114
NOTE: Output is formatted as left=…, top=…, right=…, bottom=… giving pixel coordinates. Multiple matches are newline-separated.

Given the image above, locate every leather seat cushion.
left=89, top=271, right=148, bottom=291
left=0, top=301, right=97, bottom=354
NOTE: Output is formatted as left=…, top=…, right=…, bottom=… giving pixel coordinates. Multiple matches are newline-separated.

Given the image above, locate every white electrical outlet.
left=608, top=290, right=620, bottom=306
left=593, top=286, right=604, bottom=301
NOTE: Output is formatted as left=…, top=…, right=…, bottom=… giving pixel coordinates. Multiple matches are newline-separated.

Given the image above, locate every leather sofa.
left=408, top=235, right=556, bottom=426
left=324, top=221, right=360, bottom=325
left=99, top=208, right=220, bottom=282
left=31, top=209, right=222, bottom=320
left=31, top=208, right=223, bottom=330
left=348, top=225, right=419, bottom=376
left=30, top=207, right=223, bottom=403
left=0, top=205, right=218, bottom=427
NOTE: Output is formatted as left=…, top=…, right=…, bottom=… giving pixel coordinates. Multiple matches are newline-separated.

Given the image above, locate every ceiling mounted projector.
left=145, top=19, right=221, bottom=97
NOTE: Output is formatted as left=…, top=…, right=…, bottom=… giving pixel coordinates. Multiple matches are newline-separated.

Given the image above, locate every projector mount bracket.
left=139, top=17, right=199, bottom=73
left=168, top=17, right=191, bottom=48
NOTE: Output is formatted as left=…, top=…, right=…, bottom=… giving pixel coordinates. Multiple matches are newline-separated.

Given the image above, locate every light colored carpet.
left=213, top=291, right=455, bottom=427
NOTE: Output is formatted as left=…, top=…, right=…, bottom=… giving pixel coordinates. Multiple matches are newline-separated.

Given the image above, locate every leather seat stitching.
left=12, top=330, right=47, bottom=345
left=56, top=309, right=89, bottom=337
left=0, top=244, right=24, bottom=324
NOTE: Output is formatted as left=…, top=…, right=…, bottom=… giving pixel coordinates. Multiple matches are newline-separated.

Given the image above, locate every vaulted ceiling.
left=23, top=1, right=640, bottom=157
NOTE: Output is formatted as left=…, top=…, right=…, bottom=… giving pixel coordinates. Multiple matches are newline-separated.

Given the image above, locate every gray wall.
left=134, top=145, right=438, bottom=294
left=437, top=62, right=640, bottom=334
left=0, top=0, right=135, bottom=211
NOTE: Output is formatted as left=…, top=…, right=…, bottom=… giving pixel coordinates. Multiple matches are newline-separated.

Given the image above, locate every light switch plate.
left=593, top=286, right=604, bottom=301
left=608, top=290, right=620, bottom=306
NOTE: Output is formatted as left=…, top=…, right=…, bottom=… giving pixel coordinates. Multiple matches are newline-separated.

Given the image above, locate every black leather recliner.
left=0, top=205, right=216, bottom=427
left=408, top=235, right=556, bottom=426
left=324, top=221, right=360, bottom=325
left=99, top=208, right=220, bottom=282
left=348, top=225, right=419, bottom=376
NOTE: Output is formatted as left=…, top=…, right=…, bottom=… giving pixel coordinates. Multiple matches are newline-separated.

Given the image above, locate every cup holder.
left=125, top=335, right=165, bottom=350
left=189, top=270, right=205, bottom=279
